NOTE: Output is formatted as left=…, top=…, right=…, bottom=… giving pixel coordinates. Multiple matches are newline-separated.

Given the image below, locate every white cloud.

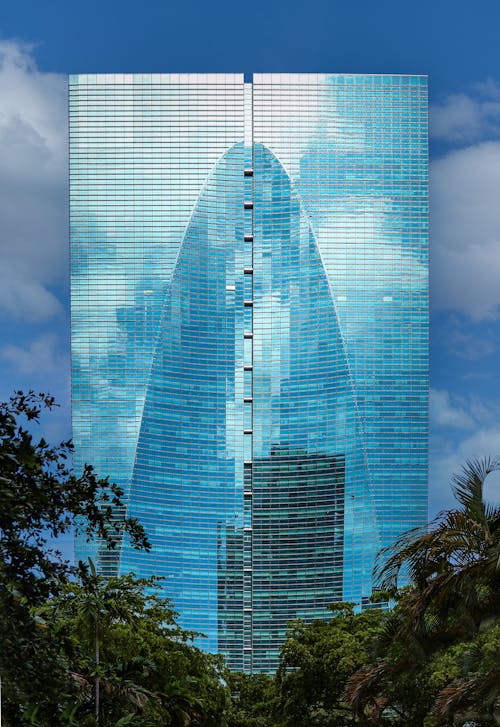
left=0, top=273, right=63, bottom=322
left=431, top=140, right=500, bottom=320
left=430, top=84, right=500, bottom=521
left=430, top=424, right=500, bottom=514
left=438, top=315, right=496, bottom=361
left=431, top=387, right=499, bottom=434
left=430, top=388, right=474, bottom=430
left=430, top=93, right=485, bottom=142
left=429, top=387, right=500, bottom=514
left=0, top=40, right=67, bottom=323
left=1, top=333, right=66, bottom=375
left=430, top=82, right=500, bottom=142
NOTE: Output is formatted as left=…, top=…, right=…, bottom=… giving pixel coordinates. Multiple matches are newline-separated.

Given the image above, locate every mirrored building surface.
left=70, top=73, right=428, bottom=672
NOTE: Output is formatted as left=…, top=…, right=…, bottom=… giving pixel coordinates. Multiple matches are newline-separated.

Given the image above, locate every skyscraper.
left=70, top=73, right=428, bottom=672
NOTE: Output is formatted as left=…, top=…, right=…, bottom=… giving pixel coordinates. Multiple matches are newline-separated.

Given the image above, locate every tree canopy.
left=2, top=391, right=499, bottom=726
left=227, top=458, right=500, bottom=727
left=30, top=568, right=230, bottom=726
left=0, top=391, right=149, bottom=724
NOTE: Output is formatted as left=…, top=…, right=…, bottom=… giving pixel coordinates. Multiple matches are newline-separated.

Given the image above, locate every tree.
left=261, top=458, right=500, bottom=725
left=0, top=391, right=149, bottom=724
left=274, top=603, right=386, bottom=726
left=427, top=619, right=500, bottom=726
left=227, top=671, right=278, bottom=727
left=376, top=457, right=500, bottom=634
left=345, top=457, right=500, bottom=725
left=36, top=569, right=230, bottom=726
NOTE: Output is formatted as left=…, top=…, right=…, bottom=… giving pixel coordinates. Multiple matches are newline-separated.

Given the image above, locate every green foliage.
left=0, top=391, right=149, bottom=724
left=227, top=672, right=278, bottom=726
left=425, top=620, right=500, bottom=722
left=274, top=603, right=386, bottom=726
left=32, top=569, right=231, bottom=726
left=344, top=457, right=500, bottom=725
left=2, top=395, right=499, bottom=727
left=0, top=391, right=149, bottom=589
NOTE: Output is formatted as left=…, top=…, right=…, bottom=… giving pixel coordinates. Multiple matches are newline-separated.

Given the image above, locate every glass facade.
left=70, top=73, right=428, bottom=672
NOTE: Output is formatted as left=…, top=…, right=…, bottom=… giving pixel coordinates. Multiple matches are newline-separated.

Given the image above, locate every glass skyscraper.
left=70, top=73, right=428, bottom=672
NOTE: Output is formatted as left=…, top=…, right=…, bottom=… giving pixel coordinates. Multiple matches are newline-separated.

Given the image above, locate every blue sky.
left=1, top=0, right=500, bottom=556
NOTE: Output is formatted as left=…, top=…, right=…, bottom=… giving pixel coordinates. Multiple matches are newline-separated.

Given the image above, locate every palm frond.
left=485, top=502, right=500, bottom=526
left=344, top=661, right=388, bottom=712
left=374, top=525, right=432, bottom=589
left=452, top=457, right=500, bottom=520
left=432, top=668, right=500, bottom=724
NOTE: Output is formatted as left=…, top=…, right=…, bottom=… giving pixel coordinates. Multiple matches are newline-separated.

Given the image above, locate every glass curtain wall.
left=70, top=74, right=428, bottom=672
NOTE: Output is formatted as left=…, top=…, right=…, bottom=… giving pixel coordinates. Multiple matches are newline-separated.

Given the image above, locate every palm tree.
left=376, top=456, right=500, bottom=634
left=345, top=456, right=500, bottom=725
left=53, top=560, right=149, bottom=724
